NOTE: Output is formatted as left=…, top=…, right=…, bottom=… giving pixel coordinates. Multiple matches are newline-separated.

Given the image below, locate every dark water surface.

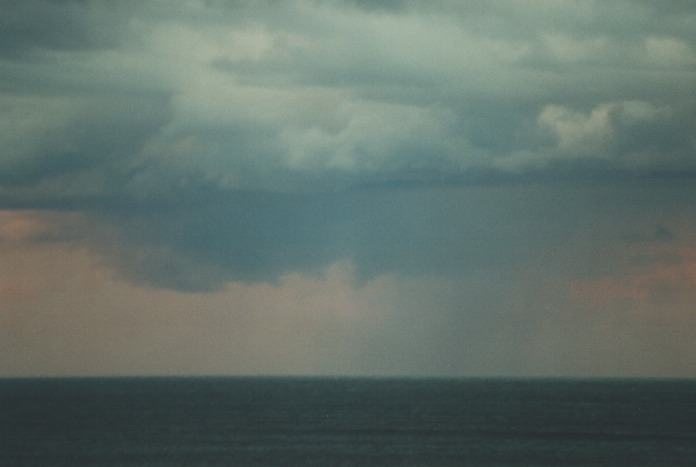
left=2, top=377, right=696, bottom=465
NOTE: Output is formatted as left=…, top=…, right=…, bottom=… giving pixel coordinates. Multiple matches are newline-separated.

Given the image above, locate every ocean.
left=2, top=377, right=696, bottom=466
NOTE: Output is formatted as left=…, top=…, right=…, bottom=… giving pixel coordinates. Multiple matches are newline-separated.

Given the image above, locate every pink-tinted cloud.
left=0, top=210, right=100, bottom=309
left=570, top=244, right=696, bottom=306
left=0, top=210, right=54, bottom=243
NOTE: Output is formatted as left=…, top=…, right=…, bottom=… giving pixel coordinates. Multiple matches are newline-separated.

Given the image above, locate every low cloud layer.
left=1, top=0, right=695, bottom=290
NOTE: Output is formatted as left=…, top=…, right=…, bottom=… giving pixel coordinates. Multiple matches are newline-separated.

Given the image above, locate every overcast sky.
left=2, top=0, right=696, bottom=377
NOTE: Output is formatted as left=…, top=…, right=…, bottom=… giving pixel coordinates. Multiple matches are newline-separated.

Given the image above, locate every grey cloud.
left=529, top=100, right=696, bottom=172
left=2, top=0, right=695, bottom=197
left=83, top=189, right=353, bottom=290
left=0, top=0, right=134, bottom=57
left=0, top=94, right=171, bottom=201
left=71, top=177, right=695, bottom=291
left=2, top=0, right=696, bottom=291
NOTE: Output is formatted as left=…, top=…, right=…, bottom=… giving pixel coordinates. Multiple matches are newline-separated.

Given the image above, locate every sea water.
left=2, top=377, right=696, bottom=465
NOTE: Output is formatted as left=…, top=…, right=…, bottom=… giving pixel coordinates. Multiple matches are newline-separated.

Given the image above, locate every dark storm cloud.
left=1, top=0, right=695, bottom=290
left=0, top=0, right=132, bottom=57
left=0, top=94, right=171, bottom=208
left=75, top=177, right=696, bottom=291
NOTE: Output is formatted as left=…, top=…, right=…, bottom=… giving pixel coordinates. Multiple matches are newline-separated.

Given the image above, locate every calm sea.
left=2, top=377, right=696, bottom=466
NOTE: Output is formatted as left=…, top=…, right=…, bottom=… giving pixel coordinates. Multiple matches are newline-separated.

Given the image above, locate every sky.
left=1, top=0, right=696, bottom=377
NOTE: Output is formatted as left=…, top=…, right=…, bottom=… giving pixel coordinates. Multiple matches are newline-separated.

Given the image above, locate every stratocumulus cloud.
left=2, top=0, right=695, bottom=196
left=1, top=0, right=694, bottom=290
